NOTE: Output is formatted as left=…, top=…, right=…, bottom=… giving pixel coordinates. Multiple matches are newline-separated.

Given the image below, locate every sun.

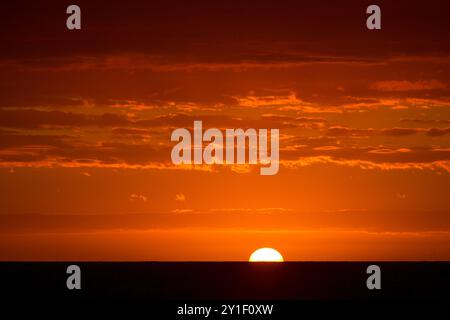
left=249, top=248, right=284, bottom=262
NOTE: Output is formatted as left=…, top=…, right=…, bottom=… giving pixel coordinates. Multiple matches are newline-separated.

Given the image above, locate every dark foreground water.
left=0, top=262, right=449, bottom=300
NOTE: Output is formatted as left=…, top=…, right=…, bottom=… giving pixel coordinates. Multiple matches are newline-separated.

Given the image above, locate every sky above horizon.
left=1, top=0, right=449, bottom=260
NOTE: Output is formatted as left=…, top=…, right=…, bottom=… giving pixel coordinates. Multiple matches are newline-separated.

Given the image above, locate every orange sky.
left=1, top=0, right=450, bottom=260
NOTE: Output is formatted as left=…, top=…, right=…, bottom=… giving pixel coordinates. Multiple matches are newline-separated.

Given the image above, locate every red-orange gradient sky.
left=1, top=0, right=450, bottom=260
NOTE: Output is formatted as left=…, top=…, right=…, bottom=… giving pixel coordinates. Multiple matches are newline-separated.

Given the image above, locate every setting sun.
left=249, top=248, right=284, bottom=262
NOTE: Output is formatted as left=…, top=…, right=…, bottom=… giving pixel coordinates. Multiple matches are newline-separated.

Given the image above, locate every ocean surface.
left=1, top=262, right=449, bottom=300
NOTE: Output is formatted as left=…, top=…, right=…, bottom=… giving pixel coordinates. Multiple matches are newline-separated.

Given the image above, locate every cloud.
left=400, top=118, right=450, bottom=125
left=175, top=193, right=186, bottom=202
left=380, top=127, right=421, bottom=136
left=111, top=127, right=153, bottom=137
left=0, top=109, right=130, bottom=129
left=326, top=126, right=421, bottom=137
left=286, top=145, right=450, bottom=163
left=0, top=130, right=72, bottom=149
left=210, top=208, right=291, bottom=213
left=2, top=53, right=386, bottom=73
left=1, top=209, right=450, bottom=234
left=2, top=126, right=449, bottom=173
left=283, top=156, right=450, bottom=173
left=234, top=92, right=302, bottom=108
left=396, top=193, right=408, bottom=200
left=129, top=194, right=148, bottom=202
left=371, top=80, right=447, bottom=91
left=327, top=127, right=375, bottom=137
left=426, top=128, right=450, bottom=137
left=135, top=113, right=310, bottom=130
left=171, top=209, right=193, bottom=213
left=313, top=146, right=341, bottom=151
